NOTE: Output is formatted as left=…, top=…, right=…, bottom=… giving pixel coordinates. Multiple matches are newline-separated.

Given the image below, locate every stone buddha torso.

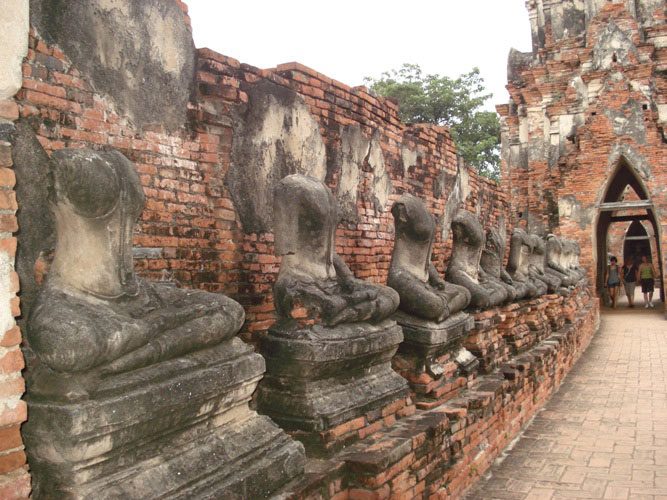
left=28, top=149, right=245, bottom=401
left=446, top=210, right=508, bottom=309
left=273, top=174, right=399, bottom=327
left=480, top=227, right=517, bottom=301
left=546, top=234, right=576, bottom=287
left=561, top=240, right=585, bottom=283
left=387, top=194, right=470, bottom=322
left=506, top=228, right=541, bottom=298
left=528, top=234, right=562, bottom=293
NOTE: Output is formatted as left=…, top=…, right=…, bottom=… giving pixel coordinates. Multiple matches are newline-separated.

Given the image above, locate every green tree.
left=365, top=64, right=501, bottom=180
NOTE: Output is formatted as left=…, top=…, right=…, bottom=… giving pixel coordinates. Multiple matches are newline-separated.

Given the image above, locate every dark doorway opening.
left=595, top=157, right=664, bottom=302
left=623, top=220, right=651, bottom=265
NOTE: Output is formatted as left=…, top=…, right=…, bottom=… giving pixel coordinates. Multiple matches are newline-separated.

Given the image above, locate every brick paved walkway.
left=465, top=291, right=667, bottom=499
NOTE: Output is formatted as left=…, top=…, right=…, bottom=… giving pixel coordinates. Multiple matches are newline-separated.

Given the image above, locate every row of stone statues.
left=23, top=149, right=586, bottom=498
left=445, top=211, right=585, bottom=311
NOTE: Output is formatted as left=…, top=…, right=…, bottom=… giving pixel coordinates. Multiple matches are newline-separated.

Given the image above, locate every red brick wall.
left=17, top=30, right=507, bottom=344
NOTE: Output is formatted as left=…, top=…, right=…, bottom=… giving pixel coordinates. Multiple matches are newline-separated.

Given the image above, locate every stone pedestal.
left=23, top=339, right=305, bottom=499
left=257, top=319, right=409, bottom=454
left=392, top=311, right=478, bottom=407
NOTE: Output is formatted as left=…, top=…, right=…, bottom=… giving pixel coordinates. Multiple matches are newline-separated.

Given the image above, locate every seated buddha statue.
left=387, top=194, right=470, bottom=322
left=506, top=228, right=544, bottom=298
left=28, top=149, right=245, bottom=401
left=545, top=234, right=576, bottom=288
left=446, top=210, right=508, bottom=309
left=527, top=233, right=562, bottom=293
left=272, top=174, right=399, bottom=327
left=563, top=239, right=586, bottom=283
left=24, top=149, right=305, bottom=499
left=479, top=227, right=518, bottom=302
left=258, top=174, right=407, bottom=442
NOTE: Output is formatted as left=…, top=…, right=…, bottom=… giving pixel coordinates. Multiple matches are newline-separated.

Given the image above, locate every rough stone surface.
left=481, top=226, right=520, bottom=301
left=30, top=0, right=195, bottom=130
left=0, top=0, right=28, bottom=100
left=528, top=233, right=563, bottom=293
left=0, top=1, right=619, bottom=495
left=272, top=174, right=399, bottom=327
left=12, top=121, right=54, bottom=337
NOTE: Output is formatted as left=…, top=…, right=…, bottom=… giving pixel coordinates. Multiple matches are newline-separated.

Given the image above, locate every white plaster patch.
left=629, top=80, right=652, bottom=102
left=593, top=21, right=638, bottom=70
left=145, top=4, right=186, bottom=75
left=0, top=0, right=29, bottom=100
left=519, top=119, right=529, bottom=144
left=657, top=104, right=667, bottom=124
left=401, top=145, right=418, bottom=176
left=587, top=79, right=603, bottom=100
left=369, top=135, right=391, bottom=212
left=558, top=197, right=576, bottom=219
left=0, top=251, right=14, bottom=336
left=97, top=0, right=130, bottom=16
left=256, top=94, right=327, bottom=182
left=338, top=126, right=368, bottom=213
left=570, top=76, right=588, bottom=107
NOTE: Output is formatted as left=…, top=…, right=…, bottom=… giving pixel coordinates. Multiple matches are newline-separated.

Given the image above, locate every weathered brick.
left=0, top=451, right=26, bottom=475
left=0, top=426, right=22, bottom=453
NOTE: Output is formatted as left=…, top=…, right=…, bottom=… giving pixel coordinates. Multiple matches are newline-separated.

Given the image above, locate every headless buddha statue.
left=563, top=240, right=586, bottom=283
left=273, top=174, right=399, bottom=326
left=388, top=194, right=470, bottom=322
left=506, top=228, right=544, bottom=298
left=446, top=210, right=508, bottom=309
left=527, top=233, right=562, bottom=293
left=28, top=149, right=245, bottom=401
left=259, top=174, right=407, bottom=440
left=545, top=234, right=577, bottom=288
left=479, top=227, right=518, bottom=302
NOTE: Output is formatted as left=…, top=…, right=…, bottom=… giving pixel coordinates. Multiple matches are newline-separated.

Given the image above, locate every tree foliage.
left=365, top=64, right=501, bottom=180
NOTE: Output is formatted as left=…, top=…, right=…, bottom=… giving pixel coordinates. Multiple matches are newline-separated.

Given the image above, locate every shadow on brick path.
left=465, top=290, right=666, bottom=500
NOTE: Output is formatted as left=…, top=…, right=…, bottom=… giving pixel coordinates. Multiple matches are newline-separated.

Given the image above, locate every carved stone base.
left=395, top=311, right=474, bottom=359
left=392, top=311, right=477, bottom=405
left=23, top=338, right=305, bottom=499
left=257, top=320, right=409, bottom=451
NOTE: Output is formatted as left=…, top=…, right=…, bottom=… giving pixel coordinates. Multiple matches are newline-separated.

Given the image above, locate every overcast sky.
left=186, top=1, right=533, bottom=111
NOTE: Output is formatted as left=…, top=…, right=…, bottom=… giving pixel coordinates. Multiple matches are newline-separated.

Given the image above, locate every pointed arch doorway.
left=595, top=157, right=664, bottom=302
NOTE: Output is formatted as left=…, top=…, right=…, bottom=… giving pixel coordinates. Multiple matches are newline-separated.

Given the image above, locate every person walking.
left=605, top=256, right=621, bottom=308
left=621, top=257, right=638, bottom=307
left=637, top=255, right=657, bottom=308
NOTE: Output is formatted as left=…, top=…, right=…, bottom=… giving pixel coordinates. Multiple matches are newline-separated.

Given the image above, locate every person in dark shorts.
left=621, top=257, right=638, bottom=307
left=637, top=255, right=657, bottom=308
left=605, top=256, right=621, bottom=308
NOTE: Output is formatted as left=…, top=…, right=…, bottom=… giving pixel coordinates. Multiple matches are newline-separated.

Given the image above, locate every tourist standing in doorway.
left=605, top=256, right=621, bottom=308
left=637, top=255, right=657, bottom=308
left=621, top=257, right=638, bottom=307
